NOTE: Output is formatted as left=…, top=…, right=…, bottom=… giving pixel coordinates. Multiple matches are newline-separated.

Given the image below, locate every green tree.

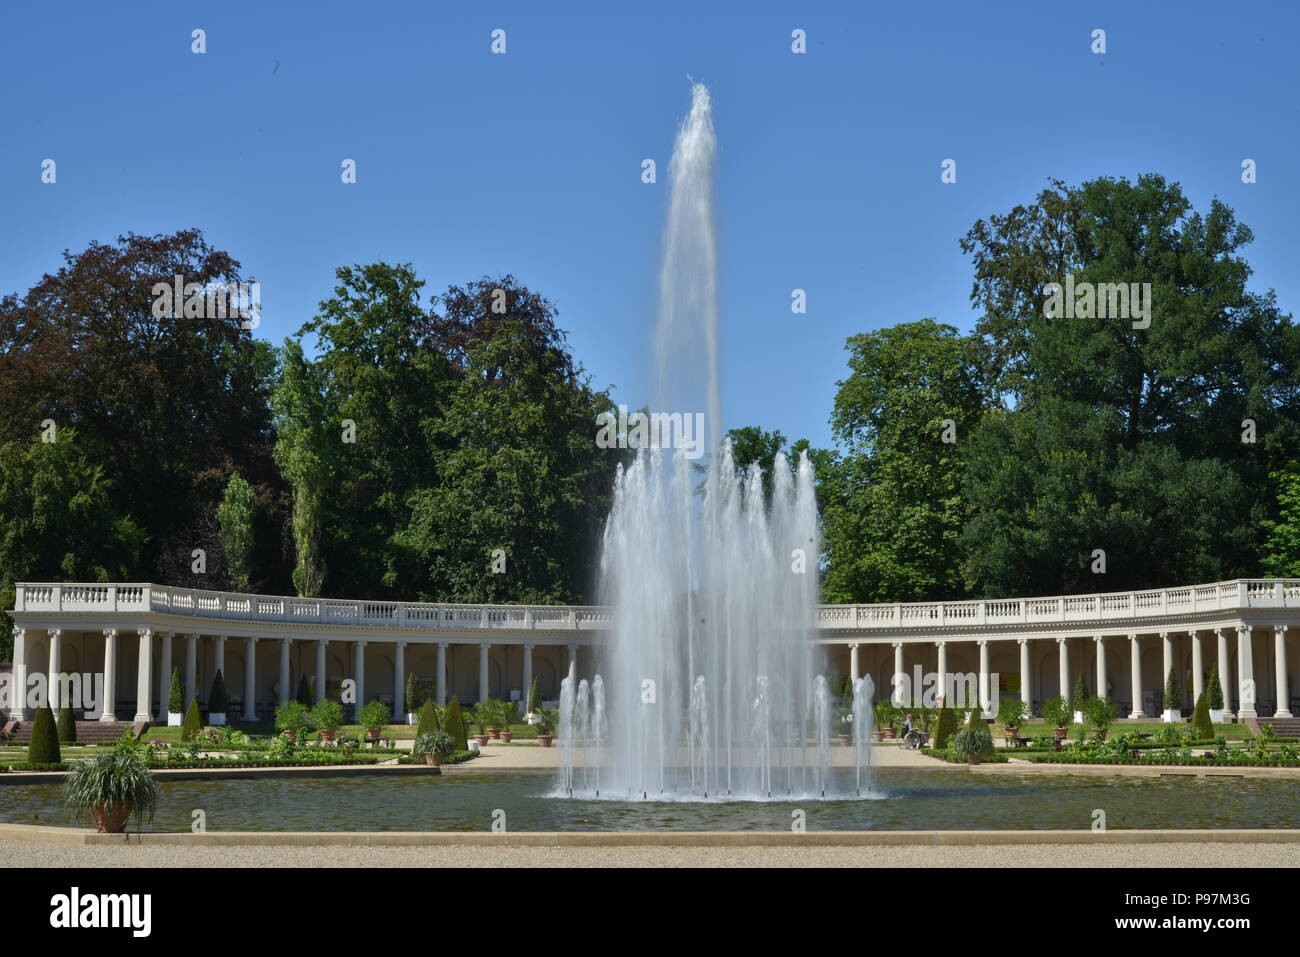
left=27, top=705, right=60, bottom=764
left=526, top=677, right=541, bottom=715
left=932, top=706, right=958, bottom=750
left=442, top=695, right=468, bottom=751
left=271, top=340, right=333, bottom=597
left=1263, top=462, right=1300, bottom=575
left=216, top=473, right=257, bottom=592
left=167, top=668, right=183, bottom=714
left=1206, top=665, right=1224, bottom=710
left=208, top=670, right=228, bottom=718
left=405, top=673, right=423, bottom=715
left=0, top=431, right=146, bottom=659
left=1164, top=667, right=1182, bottom=712
left=821, top=320, right=986, bottom=603
left=1072, top=672, right=1090, bottom=714
left=181, top=697, right=202, bottom=741
left=1191, top=692, right=1214, bottom=739
left=56, top=706, right=77, bottom=743
left=295, top=674, right=312, bottom=708
left=415, top=700, right=440, bottom=737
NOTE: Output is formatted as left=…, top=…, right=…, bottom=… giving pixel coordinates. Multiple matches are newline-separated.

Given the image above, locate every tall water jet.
left=559, top=82, right=870, bottom=800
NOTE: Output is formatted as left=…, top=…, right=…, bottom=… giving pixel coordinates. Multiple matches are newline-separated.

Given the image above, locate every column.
left=479, top=644, right=491, bottom=703
left=436, top=642, right=447, bottom=705
left=242, top=637, right=258, bottom=721
left=47, top=629, right=62, bottom=711
left=1217, top=628, right=1233, bottom=719
left=352, top=640, right=366, bottom=707
left=978, top=640, right=991, bottom=716
left=567, top=643, right=578, bottom=689
left=1129, top=633, right=1144, bottom=718
left=213, top=634, right=226, bottom=681
left=315, top=640, right=327, bottom=703
left=1275, top=625, right=1291, bottom=718
left=185, top=633, right=198, bottom=706
left=936, top=641, right=948, bottom=707
left=1018, top=639, right=1031, bottom=712
left=1191, top=631, right=1204, bottom=705
left=1237, top=625, right=1256, bottom=719
left=279, top=638, right=291, bottom=705
left=100, top=628, right=118, bottom=722
left=1094, top=636, right=1106, bottom=700
left=134, top=628, right=153, bottom=722
left=849, top=643, right=860, bottom=683
left=1057, top=638, right=1069, bottom=703
left=9, top=628, right=28, bottom=719
left=892, top=642, right=904, bottom=706
left=522, top=643, right=534, bottom=710
left=158, top=632, right=173, bottom=715
left=394, top=641, right=406, bottom=720
left=1161, top=632, right=1173, bottom=708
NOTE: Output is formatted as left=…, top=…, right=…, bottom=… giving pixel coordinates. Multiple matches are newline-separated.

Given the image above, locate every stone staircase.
left=4, top=720, right=141, bottom=743
left=1252, top=716, right=1300, bottom=738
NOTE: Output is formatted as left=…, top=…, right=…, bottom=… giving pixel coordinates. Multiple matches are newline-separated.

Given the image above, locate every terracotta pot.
left=1005, top=726, right=1020, bottom=738
left=283, top=730, right=297, bottom=743
left=365, top=729, right=382, bottom=741
left=537, top=734, right=553, bottom=748
left=1053, top=727, right=1067, bottom=739
left=883, top=727, right=897, bottom=740
left=487, top=728, right=501, bottom=740
left=837, top=734, right=851, bottom=747
left=92, top=802, right=131, bottom=834
left=319, top=730, right=335, bottom=743
left=424, top=752, right=441, bottom=767
left=500, top=731, right=513, bottom=743
left=871, top=731, right=884, bottom=743
left=1095, top=728, right=1108, bottom=741
left=473, top=734, right=489, bottom=747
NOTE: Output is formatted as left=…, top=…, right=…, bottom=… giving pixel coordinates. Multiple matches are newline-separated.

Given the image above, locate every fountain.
left=555, top=82, right=873, bottom=801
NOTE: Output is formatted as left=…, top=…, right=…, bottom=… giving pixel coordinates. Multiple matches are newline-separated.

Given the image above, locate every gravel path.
left=6, top=840, right=1296, bottom=868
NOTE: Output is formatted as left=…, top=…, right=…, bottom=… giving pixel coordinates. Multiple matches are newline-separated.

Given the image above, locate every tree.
left=415, top=700, right=440, bottom=737
left=1072, top=673, right=1090, bottom=714
left=932, top=706, right=959, bottom=750
left=272, top=340, right=333, bottom=597
left=295, top=674, right=312, bottom=708
left=1206, top=665, right=1224, bottom=711
left=821, top=320, right=986, bottom=603
left=405, top=673, right=423, bottom=715
left=208, top=670, right=228, bottom=718
left=1192, top=692, right=1214, bottom=739
left=27, top=705, right=60, bottom=764
left=216, top=473, right=257, bottom=592
left=1263, top=462, right=1300, bottom=576
left=0, top=430, right=146, bottom=659
left=181, top=697, right=202, bottom=741
left=526, top=677, right=540, bottom=715
left=1164, top=667, right=1182, bottom=712
left=56, top=706, right=76, bottom=743
left=442, top=695, right=468, bottom=751
left=167, top=668, right=183, bottom=715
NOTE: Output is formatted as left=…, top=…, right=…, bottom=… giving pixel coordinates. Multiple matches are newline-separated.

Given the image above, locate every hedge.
left=27, top=706, right=60, bottom=764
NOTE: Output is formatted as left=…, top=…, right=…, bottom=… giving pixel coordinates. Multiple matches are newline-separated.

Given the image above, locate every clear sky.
left=3, top=0, right=1296, bottom=451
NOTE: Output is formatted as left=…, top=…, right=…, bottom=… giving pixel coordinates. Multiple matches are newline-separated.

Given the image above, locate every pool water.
left=2, top=769, right=1296, bottom=832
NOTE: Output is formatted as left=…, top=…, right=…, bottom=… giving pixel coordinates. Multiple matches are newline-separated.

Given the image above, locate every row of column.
left=849, top=624, right=1291, bottom=719
left=11, top=628, right=582, bottom=723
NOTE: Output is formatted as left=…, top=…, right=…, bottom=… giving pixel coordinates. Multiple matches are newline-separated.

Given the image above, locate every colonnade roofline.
left=9, top=579, right=1300, bottom=643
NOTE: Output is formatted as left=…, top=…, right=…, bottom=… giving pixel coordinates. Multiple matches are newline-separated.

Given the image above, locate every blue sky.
left=2, top=0, right=1296, bottom=450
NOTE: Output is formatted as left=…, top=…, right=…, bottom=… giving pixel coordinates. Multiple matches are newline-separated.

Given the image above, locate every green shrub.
left=413, top=730, right=455, bottom=759
left=181, top=697, right=202, bottom=742
left=443, top=696, right=468, bottom=750
left=295, top=674, right=312, bottom=708
left=63, top=739, right=158, bottom=832
left=932, top=706, right=958, bottom=749
left=966, top=706, right=988, bottom=729
left=310, top=698, right=344, bottom=733
left=526, top=677, right=541, bottom=715
left=275, top=700, right=313, bottom=738
left=1072, top=673, right=1090, bottom=714
left=1042, top=696, right=1071, bottom=728
left=1191, top=692, right=1214, bottom=739
left=1206, top=666, right=1224, bottom=711
left=405, top=673, right=424, bottom=713
left=1084, top=696, right=1116, bottom=729
left=208, top=670, right=228, bottom=717
left=415, top=700, right=440, bottom=737
left=1164, top=667, right=1181, bottom=711
left=56, top=706, right=77, bottom=743
left=949, top=727, right=994, bottom=761
left=997, top=698, right=1028, bottom=729
left=356, top=700, right=392, bottom=732
left=167, top=668, right=183, bottom=714
left=27, top=706, right=61, bottom=764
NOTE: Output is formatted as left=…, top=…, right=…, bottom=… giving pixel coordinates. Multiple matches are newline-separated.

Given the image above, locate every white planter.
left=467, top=740, right=481, bottom=753
left=406, top=712, right=419, bottom=725
left=1073, top=711, right=1085, bottom=725
left=1208, top=709, right=1225, bottom=724
left=1162, top=709, right=1182, bottom=723
left=167, top=712, right=183, bottom=727
left=209, top=713, right=226, bottom=727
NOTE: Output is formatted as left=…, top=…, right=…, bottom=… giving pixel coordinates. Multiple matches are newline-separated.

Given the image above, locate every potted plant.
left=414, top=729, right=455, bottom=766
left=536, top=707, right=556, bottom=747
left=483, top=699, right=504, bottom=740
left=524, top=677, right=542, bottom=724
left=1071, top=674, right=1090, bottom=725
left=1042, top=696, right=1071, bottom=739
left=207, top=670, right=229, bottom=727
left=405, top=673, right=424, bottom=725
left=499, top=700, right=518, bottom=743
left=274, top=700, right=312, bottom=743
left=166, top=668, right=184, bottom=727
left=874, top=701, right=898, bottom=739
left=1162, top=667, right=1182, bottom=723
left=1084, top=695, right=1116, bottom=740
left=1206, top=665, right=1225, bottom=724
left=997, top=698, right=1028, bottom=742
left=949, top=727, right=994, bottom=765
left=63, top=739, right=158, bottom=833
left=310, top=699, right=344, bottom=743
left=356, top=700, right=392, bottom=742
